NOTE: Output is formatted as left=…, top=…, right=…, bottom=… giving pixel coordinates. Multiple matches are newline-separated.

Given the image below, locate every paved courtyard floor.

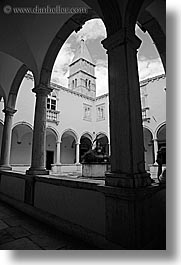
left=0, top=200, right=97, bottom=250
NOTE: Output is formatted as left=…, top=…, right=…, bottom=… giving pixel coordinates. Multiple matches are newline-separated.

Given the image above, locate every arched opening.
left=50, top=18, right=107, bottom=97
left=80, top=133, right=92, bottom=162
left=157, top=124, right=166, bottom=165
left=60, top=130, right=77, bottom=164
left=46, top=128, right=57, bottom=170
left=10, top=123, right=33, bottom=171
left=95, top=133, right=109, bottom=155
left=143, top=127, right=154, bottom=171
left=136, top=24, right=165, bottom=82
left=0, top=121, right=3, bottom=154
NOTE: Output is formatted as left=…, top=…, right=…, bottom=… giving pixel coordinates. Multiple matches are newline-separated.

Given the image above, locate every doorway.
left=46, top=151, right=54, bottom=170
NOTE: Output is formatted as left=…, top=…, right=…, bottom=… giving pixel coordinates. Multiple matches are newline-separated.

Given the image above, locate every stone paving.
left=0, top=200, right=97, bottom=250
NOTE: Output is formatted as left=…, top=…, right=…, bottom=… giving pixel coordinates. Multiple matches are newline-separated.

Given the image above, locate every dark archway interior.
left=80, top=136, right=92, bottom=162
left=157, top=124, right=166, bottom=164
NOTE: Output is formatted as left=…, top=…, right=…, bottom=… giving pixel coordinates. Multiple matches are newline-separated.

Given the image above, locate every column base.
left=105, top=171, right=151, bottom=188
left=0, top=165, right=12, bottom=171
left=26, top=168, right=49, bottom=175
left=105, top=183, right=166, bottom=249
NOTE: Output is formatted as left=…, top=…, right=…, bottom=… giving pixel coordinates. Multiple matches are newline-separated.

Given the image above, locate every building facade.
left=0, top=39, right=166, bottom=177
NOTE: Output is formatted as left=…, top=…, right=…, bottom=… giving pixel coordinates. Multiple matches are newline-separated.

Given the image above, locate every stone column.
left=102, top=28, right=151, bottom=188
left=108, top=143, right=111, bottom=156
left=153, top=138, right=158, bottom=164
left=56, top=141, right=61, bottom=164
left=0, top=107, right=17, bottom=170
left=76, top=142, right=80, bottom=164
left=26, top=84, right=52, bottom=175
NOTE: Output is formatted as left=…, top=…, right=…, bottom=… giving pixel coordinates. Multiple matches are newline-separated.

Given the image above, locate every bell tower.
left=68, top=38, right=96, bottom=98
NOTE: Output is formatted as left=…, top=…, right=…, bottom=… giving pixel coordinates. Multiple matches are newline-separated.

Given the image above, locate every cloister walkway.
left=0, top=200, right=97, bottom=250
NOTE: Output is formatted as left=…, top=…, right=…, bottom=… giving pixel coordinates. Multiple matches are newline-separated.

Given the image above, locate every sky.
left=51, top=18, right=165, bottom=96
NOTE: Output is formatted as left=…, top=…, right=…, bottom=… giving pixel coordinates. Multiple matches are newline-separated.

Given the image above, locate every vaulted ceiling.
left=0, top=0, right=165, bottom=108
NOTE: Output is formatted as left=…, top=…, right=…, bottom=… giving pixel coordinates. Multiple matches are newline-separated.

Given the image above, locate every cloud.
left=72, top=19, right=107, bottom=42
left=95, top=56, right=165, bottom=96
left=51, top=19, right=164, bottom=95
left=95, top=59, right=108, bottom=96
left=51, top=42, right=74, bottom=86
left=138, top=57, right=165, bottom=80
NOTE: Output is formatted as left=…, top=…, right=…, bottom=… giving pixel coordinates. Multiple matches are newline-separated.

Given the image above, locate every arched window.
left=72, top=80, right=74, bottom=88
left=75, top=79, right=77, bottom=87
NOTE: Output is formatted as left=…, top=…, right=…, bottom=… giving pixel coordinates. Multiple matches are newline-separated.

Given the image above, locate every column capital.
left=32, top=84, right=52, bottom=96
left=102, top=28, right=142, bottom=52
left=3, top=107, right=17, bottom=116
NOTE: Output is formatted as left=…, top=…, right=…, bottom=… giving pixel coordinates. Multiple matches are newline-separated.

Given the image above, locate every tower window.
left=88, top=80, right=91, bottom=90
left=75, top=79, right=77, bottom=87
left=72, top=80, right=74, bottom=88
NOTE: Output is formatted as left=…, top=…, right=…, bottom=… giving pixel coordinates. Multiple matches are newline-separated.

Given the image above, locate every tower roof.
left=70, top=38, right=95, bottom=66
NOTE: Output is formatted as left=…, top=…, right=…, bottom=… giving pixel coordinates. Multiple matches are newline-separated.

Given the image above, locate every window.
left=142, top=109, right=147, bottom=119
left=85, top=79, right=88, bottom=88
left=47, top=92, right=57, bottom=111
left=142, top=107, right=150, bottom=122
left=140, top=85, right=148, bottom=109
left=75, top=79, right=77, bottom=87
left=88, top=80, right=91, bottom=90
left=141, top=96, right=146, bottom=109
left=46, top=91, right=60, bottom=124
left=96, top=104, right=105, bottom=121
left=83, top=104, right=92, bottom=121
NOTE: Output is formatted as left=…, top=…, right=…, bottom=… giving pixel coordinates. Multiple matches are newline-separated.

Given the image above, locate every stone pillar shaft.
left=0, top=107, right=16, bottom=170
left=102, top=28, right=151, bottom=187
left=153, top=138, right=158, bottom=164
left=56, top=141, right=61, bottom=164
left=27, top=85, right=52, bottom=175
left=76, top=142, right=80, bottom=164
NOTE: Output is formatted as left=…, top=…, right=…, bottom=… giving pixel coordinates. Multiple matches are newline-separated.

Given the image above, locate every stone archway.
left=96, top=133, right=109, bottom=155
left=60, top=130, right=77, bottom=164
left=0, top=121, right=3, bottom=154
left=10, top=123, right=33, bottom=172
left=46, top=128, right=57, bottom=170
left=157, top=124, right=166, bottom=165
left=80, top=133, right=92, bottom=162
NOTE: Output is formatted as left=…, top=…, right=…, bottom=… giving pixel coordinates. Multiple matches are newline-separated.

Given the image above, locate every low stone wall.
left=0, top=170, right=166, bottom=249
left=149, top=164, right=166, bottom=179
left=0, top=170, right=108, bottom=248
left=51, top=163, right=82, bottom=175
left=0, top=171, right=25, bottom=201
left=82, top=163, right=110, bottom=178
left=11, top=164, right=30, bottom=173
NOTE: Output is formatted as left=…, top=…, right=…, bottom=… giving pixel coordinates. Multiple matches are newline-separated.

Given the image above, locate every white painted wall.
left=60, top=135, right=76, bottom=164
left=10, top=132, right=32, bottom=165
left=142, top=76, right=166, bottom=137
left=0, top=74, right=166, bottom=170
